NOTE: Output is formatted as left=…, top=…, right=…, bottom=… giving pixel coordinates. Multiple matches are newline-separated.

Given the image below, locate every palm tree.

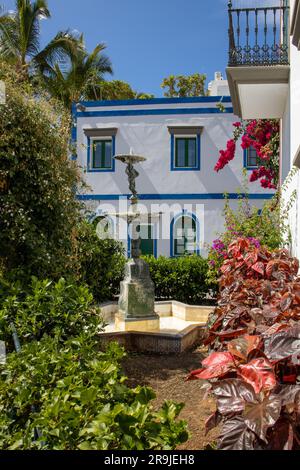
left=0, top=1, right=113, bottom=107
left=38, top=37, right=113, bottom=109
left=0, top=0, right=80, bottom=77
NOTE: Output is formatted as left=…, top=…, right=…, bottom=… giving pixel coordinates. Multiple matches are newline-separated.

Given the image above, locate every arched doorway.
left=171, top=212, right=199, bottom=257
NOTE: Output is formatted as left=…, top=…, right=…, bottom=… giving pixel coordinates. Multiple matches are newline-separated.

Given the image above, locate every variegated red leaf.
left=237, top=358, right=277, bottom=394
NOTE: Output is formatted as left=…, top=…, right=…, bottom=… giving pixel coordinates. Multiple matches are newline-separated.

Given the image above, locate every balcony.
left=226, top=1, right=290, bottom=119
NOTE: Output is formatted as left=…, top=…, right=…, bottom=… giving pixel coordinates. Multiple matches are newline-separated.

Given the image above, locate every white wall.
left=75, top=99, right=274, bottom=257
left=281, top=86, right=290, bottom=182
left=282, top=0, right=300, bottom=260
left=76, top=101, right=272, bottom=197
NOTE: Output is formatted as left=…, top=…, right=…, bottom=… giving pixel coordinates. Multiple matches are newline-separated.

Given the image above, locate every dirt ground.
left=122, top=347, right=219, bottom=450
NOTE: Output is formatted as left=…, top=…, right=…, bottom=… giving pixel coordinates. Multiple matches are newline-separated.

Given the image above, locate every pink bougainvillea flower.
left=214, top=140, right=236, bottom=172
left=250, top=170, right=259, bottom=182
left=215, top=118, right=279, bottom=189
left=241, top=134, right=253, bottom=150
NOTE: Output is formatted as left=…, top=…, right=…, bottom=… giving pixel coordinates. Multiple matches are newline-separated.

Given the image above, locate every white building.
left=226, top=0, right=300, bottom=260
left=73, top=75, right=274, bottom=258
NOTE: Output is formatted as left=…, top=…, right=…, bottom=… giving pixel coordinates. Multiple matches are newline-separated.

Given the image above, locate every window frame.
left=87, top=136, right=116, bottom=172
left=244, top=145, right=259, bottom=170
left=171, top=212, right=200, bottom=257
left=174, top=136, right=198, bottom=169
left=170, top=133, right=201, bottom=171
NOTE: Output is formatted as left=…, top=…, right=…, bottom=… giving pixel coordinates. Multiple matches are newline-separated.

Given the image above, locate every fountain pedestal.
left=116, top=258, right=160, bottom=332
left=113, top=152, right=160, bottom=332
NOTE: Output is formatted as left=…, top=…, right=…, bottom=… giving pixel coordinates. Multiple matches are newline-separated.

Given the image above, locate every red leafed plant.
left=188, top=237, right=300, bottom=450
left=215, top=120, right=280, bottom=190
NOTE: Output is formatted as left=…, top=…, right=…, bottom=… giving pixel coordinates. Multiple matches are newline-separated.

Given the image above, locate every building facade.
left=283, top=0, right=300, bottom=260
left=73, top=86, right=274, bottom=258
left=226, top=0, right=300, bottom=261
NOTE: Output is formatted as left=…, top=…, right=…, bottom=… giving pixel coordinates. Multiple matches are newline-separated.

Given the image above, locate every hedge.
left=143, top=255, right=215, bottom=305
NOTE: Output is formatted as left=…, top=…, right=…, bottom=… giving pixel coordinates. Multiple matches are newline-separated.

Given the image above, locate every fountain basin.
left=98, top=301, right=213, bottom=354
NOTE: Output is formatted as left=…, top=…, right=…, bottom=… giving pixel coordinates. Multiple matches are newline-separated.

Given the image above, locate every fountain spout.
left=114, top=153, right=146, bottom=258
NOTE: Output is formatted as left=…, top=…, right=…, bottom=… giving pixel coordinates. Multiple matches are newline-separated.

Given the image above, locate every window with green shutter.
left=137, top=224, right=155, bottom=256
left=245, top=146, right=258, bottom=169
left=92, top=140, right=113, bottom=170
left=128, top=224, right=156, bottom=257
left=175, top=137, right=197, bottom=169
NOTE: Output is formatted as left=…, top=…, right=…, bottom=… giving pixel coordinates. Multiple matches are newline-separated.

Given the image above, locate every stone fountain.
left=97, top=152, right=212, bottom=352
left=113, top=152, right=160, bottom=332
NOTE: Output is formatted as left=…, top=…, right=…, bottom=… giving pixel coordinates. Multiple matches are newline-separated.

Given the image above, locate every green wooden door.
left=138, top=224, right=154, bottom=256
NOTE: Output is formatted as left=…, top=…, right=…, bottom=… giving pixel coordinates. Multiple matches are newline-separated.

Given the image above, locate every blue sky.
left=2, top=0, right=230, bottom=96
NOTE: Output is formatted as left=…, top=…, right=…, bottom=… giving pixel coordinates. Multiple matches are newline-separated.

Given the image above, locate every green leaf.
left=78, top=441, right=93, bottom=450
left=80, top=387, right=98, bottom=404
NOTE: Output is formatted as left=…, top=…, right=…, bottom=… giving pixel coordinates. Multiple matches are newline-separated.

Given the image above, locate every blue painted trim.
left=154, top=237, right=158, bottom=259
left=170, top=134, right=175, bottom=172
left=127, top=232, right=131, bottom=259
left=78, top=96, right=232, bottom=108
left=170, top=211, right=200, bottom=258
left=170, top=134, right=201, bottom=171
left=77, top=193, right=275, bottom=201
left=243, top=147, right=259, bottom=170
left=87, top=136, right=116, bottom=173
left=87, top=136, right=91, bottom=170
left=170, top=216, right=174, bottom=258
left=127, top=223, right=158, bottom=259
left=76, top=107, right=234, bottom=118
left=197, top=134, right=201, bottom=171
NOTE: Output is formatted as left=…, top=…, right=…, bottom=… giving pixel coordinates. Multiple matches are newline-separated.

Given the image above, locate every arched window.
left=171, top=213, right=199, bottom=257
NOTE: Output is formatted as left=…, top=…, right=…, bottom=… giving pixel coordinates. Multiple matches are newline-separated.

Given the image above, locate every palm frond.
left=85, top=43, right=113, bottom=77
left=0, top=10, right=20, bottom=61
left=33, top=30, right=83, bottom=72
left=35, top=31, right=113, bottom=108
left=16, top=0, right=50, bottom=18
left=17, top=0, right=49, bottom=61
left=32, top=0, right=50, bottom=20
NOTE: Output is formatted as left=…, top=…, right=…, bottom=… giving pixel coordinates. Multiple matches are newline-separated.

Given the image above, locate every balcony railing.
left=228, top=1, right=290, bottom=66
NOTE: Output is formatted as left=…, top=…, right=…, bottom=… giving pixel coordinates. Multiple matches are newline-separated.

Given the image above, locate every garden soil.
left=122, top=347, right=219, bottom=450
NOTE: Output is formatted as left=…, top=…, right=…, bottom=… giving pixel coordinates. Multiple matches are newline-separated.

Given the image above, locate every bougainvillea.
left=215, top=119, right=280, bottom=189
left=188, top=237, right=300, bottom=450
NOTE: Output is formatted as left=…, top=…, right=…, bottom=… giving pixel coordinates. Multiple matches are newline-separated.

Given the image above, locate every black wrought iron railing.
left=228, top=1, right=290, bottom=66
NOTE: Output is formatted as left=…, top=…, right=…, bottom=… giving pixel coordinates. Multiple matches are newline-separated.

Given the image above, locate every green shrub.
left=0, top=336, right=189, bottom=450
left=143, top=255, right=213, bottom=304
left=0, top=277, right=103, bottom=349
left=0, top=275, right=189, bottom=450
left=206, top=190, right=295, bottom=287
left=75, top=221, right=126, bottom=303
left=0, top=64, right=82, bottom=279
